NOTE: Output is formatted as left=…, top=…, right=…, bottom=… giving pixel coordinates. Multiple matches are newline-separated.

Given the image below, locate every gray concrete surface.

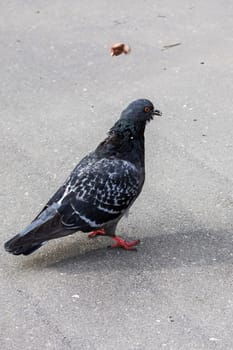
left=1, top=1, right=233, bottom=349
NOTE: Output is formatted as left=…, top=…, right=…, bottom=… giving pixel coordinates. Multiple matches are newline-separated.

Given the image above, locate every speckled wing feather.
left=53, top=155, right=142, bottom=232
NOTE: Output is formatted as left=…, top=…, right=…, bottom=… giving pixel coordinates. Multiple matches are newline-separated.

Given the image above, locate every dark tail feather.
left=4, top=203, right=63, bottom=256
left=4, top=237, right=44, bottom=255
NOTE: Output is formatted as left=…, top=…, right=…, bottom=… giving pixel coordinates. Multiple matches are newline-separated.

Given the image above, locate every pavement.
left=1, top=1, right=233, bottom=349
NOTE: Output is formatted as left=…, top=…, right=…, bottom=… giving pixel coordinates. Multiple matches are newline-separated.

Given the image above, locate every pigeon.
left=4, top=99, right=162, bottom=255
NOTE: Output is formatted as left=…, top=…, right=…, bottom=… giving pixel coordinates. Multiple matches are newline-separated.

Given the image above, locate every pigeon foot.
left=88, top=229, right=105, bottom=238
left=111, top=236, right=140, bottom=250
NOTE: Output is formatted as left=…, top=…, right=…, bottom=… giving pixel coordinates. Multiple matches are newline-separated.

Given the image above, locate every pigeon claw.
left=88, top=228, right=105, bottom=238
left=111, top=236, right=140, bottom=250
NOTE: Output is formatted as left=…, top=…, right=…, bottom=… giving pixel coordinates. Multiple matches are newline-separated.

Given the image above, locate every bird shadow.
left=20, top=226, right=233, bottom=274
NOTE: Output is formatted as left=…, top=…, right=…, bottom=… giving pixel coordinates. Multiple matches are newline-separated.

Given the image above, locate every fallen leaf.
left=110, top=43, right=131, bottom=56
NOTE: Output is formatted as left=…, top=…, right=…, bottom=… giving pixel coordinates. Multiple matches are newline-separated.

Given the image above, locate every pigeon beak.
left=153, top=109, right=162, bottom=117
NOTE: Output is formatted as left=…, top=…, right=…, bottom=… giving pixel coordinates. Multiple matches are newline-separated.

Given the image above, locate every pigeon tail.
left=4, top=237, right=45, bottom=256
left=4, top=203, right=62, bottom=255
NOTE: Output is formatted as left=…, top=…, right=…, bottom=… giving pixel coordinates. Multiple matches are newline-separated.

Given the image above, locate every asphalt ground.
left=1, top=1, right=233, bottom=349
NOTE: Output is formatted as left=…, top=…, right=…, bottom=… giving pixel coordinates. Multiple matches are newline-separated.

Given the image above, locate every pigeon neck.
left=96, top=118, right=146, bottom=167
left=110, top=117, right=146, bottom=137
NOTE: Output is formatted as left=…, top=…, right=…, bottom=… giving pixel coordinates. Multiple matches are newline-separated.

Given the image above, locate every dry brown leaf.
left=110, top=43, right=131, bottom=56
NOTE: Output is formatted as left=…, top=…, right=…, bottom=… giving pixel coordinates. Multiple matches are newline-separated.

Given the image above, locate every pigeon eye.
left=144, top=106, right=151, bottom=113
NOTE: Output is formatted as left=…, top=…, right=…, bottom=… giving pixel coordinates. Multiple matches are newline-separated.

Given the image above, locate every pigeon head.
left=109, top=99, right=162, bottom=138
left=96, top=98, right=162, bottom=164
left=120, top=99, right=162, bottom=124
left=108, top=98, right=162, bottom=137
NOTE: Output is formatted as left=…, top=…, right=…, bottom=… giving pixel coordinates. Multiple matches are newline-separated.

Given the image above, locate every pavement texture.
left=1, top=1, right=233, bottom=349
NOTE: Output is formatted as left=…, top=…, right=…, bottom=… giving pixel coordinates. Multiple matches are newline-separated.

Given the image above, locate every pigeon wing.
left=33, top=154, right=94, bottom=220
left=57, top=157, right=142, bottom=232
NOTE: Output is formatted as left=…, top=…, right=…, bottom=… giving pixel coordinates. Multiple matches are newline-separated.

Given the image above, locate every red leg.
left=88, top=228, right=105, bottom=238
left=111, top=236, right=140, bottom=250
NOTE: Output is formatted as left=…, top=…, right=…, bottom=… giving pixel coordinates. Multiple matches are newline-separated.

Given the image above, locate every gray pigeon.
left=4, top=99, right=162, bottom=255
